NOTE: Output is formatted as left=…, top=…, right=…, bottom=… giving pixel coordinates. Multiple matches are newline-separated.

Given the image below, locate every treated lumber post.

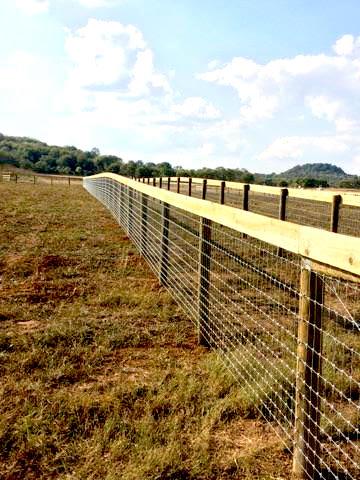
left=198, top=217, right=212, bottom=347
left=160, top=202, right=170, bottom=285
left=202, top=179, right=207, bottom=200
left=167, top=176, right=171, bottom=191
left=293, top=259, right=324, bottom=480
left=330, top=194, right=342, bottom=233
left=140, top=193, right=148, bottom=256
left=188, top=177, right=192, bottom=197
left=153, top=177, right=156, bottom=187
left=243, top=184, right=250, bottom=211
left=177, top=177, right=180, bottom=194
left=159, top=177, right=163, bottom=189
left=142, top=177, right=145, bottom=183
left=147, top=177, right=150, bottom=185
left=278, top=188, right=288, bottom=257
left=220, top=181, right=225, bottom=205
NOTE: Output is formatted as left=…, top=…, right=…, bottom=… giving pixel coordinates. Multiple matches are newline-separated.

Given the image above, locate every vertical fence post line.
left=159, top=177, right=163, bottom=189
left=220, top=181, right=225, bottom=205
left=202, top=179, right=207, bottom=200
left=160, top=202, right=170, bottom=286
left=177, top=177, right=180, bottom=194
left=330, top=194, right=342, bottom=233
left=188, top=177, right=192, bottom=197
left=293, top=259, right=324, bottom=480
left=33, top=175, right=36, bottom=184
left=140, top=193, right=148, bottom=256
left=278, top=188, right=288, bottom=257
left=167, top=177, right=171, bottom=191
left=243, top=184, right=250, bottom=211
left=147, top=177, right=150, bottom=185
left=198, top=216, right=211, bottom=347
left=153, top=177, right=156, bottom=187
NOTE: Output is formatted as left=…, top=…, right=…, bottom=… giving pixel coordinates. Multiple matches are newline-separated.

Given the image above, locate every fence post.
left=177, top=177, right=180, bottom=194
left=153, top=178, right=156, bottom=187
left=293, top=259, right=323, bottom=480
left=68, top=177, right=71, bottom=187
left=220, top=181, right=225, bottom=205
left=330, top=194, right=341, bottom=233
left=159, top=177, right=163, bottom=189
left=140, top=193, right=148, bottom=256
left=202, top=179, right=207, bottom=200
left=167, top=177, right=171, bottom=191
left=33, top=175, right=36, bottom=184
left=198, top=216, right=211, bottom=347
left=278, top=188, right=288, bottom=257
left=147, top=177, right=150, bottom=185
left=188, top=177, right=192, bottom=197
left=160, top=202, right=170, bottom=285
left=243, top=184, right=250, bottom=211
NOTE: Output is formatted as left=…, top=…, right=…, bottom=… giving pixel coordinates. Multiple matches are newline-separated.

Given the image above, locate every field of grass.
left=0, top=183, right=291, bottom=479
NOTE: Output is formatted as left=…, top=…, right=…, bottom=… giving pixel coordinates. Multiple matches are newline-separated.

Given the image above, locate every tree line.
left=1, top=134, right=359, bottom=188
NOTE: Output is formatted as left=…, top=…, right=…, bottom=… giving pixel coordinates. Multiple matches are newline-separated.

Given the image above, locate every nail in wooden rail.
left=160, top=202, right=170, bottom=285
left=292, top=259, right=323, bottom=480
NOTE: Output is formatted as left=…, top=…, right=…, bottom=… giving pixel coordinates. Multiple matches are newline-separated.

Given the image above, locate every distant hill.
left=280, top=163, right=349, bottom=180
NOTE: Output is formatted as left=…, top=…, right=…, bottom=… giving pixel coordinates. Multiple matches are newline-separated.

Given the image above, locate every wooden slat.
left=166, top=176, right=360, bottom=207
left=84, top=173, right=360, bottom=276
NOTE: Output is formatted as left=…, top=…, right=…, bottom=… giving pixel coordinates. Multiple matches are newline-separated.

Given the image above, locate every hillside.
left=280, top=163, right=348, bottom=179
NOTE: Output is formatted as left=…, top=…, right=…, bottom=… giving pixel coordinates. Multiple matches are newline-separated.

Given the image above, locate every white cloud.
left=172, top=97, right=220, bottom=119
left=258, top=136, right=349, bottom=162
left=65, top=19, right=171, bottom=98
left=15, top=0, right=49, bottom=14
left=77, top=0, right=119, bottom=7
left=333, top=34, right=360, bottom=57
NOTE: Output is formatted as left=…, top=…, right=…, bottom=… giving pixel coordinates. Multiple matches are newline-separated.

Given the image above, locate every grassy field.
left=0, top=183, right=291, bottom=479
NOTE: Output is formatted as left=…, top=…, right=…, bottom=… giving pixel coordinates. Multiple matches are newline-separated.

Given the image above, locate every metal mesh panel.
left=84, top=176, right=360, bottom=480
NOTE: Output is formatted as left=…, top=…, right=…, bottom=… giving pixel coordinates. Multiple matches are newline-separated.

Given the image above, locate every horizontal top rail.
left=147, top=176, right=360, bottom=207
left=85, top=173, right=360, bottom=276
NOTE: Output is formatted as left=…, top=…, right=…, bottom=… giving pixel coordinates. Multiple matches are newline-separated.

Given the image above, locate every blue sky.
left=1, top=1, right=360, bottom=173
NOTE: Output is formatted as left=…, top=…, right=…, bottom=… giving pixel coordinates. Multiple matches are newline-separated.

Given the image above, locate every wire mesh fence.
left=84, top=175, right=360, bottom=480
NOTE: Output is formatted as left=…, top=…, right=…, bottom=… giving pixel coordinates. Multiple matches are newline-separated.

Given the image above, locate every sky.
left=1, top=1, right=360, bottom=174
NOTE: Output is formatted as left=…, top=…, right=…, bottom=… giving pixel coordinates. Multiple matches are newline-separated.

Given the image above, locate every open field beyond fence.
left=0, top=183, right=292, bottom=480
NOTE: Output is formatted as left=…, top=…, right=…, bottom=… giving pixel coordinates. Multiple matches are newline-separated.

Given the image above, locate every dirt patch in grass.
left=0, top=183, right=292, bottom=480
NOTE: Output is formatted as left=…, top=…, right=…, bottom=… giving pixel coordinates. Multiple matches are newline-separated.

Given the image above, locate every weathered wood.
left=278, top=188, right=288, bottom=257
left=160, top=202, right=170, bottom=285
left=243, top=184, right=250, bottom=211
left=85, top=174, right=360, bottom=276
left=198, top=217, right=211, bottom=347
left=220, top=181, right=225, bottom=205
left=330, top=194, right=342, bottom=233
left=293, top=260, right=324, bottom=480
left=202, top=179, right=207, bottom=200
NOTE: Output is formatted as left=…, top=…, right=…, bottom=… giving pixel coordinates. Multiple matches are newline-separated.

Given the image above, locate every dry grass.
left=0, top=183, right=291, bottom=479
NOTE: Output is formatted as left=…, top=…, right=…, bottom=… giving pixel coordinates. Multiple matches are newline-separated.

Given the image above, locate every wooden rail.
left=86, top=173, right=360, bottom=277
left=146, top=176, right=360, bottom=208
